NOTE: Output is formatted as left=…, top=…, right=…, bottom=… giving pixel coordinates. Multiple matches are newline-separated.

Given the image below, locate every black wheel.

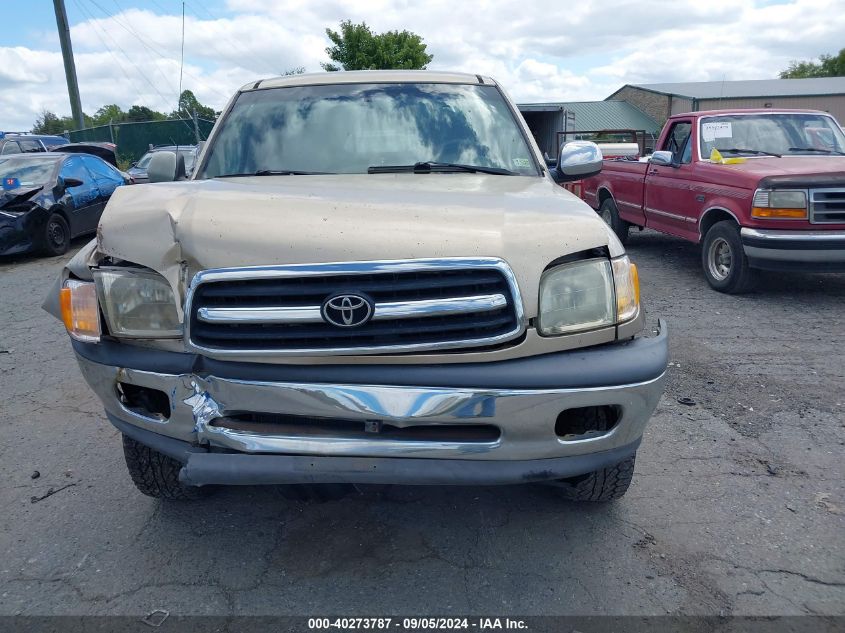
left=551, top=454, right=636, bottom=502
left=701, top=221, right=757, bottom=294
left=122, top=434, right=206, bottom=500
left=42, top=213, right=70, bottom=256
left=598, top=198, right=630, bottom=245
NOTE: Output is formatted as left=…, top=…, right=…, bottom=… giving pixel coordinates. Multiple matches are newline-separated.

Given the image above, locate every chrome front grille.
left=186, top=259, right=525, bottom=355
left=810, top=188, right=845, bottom=224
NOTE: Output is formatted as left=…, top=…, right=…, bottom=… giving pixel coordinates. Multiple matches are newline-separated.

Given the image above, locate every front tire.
left=701, top=221, right=756, bottom=294
left=122, top=434, right=206, bottom=500
left=599, top=198, right=630, bottom=245
left=552, top=454, right=636, bottom=502
left=42, top=213, right=70, bottom=256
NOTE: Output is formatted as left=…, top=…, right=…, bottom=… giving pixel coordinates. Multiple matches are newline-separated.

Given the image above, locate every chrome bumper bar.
left=75, top=355, right=666, bottom=463
left=741, top=228, right=845, bottom=270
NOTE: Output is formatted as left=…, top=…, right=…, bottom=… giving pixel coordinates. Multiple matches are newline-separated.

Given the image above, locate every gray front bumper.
left=741, top=227, right=845, bottom=272
left=74, top=321, right=667, bottom=486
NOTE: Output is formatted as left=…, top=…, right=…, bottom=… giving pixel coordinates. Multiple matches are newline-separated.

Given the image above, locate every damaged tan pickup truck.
left=45, top=71, right=668, bottom=501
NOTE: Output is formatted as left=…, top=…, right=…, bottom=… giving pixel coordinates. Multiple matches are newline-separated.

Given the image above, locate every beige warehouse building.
left=607, top=77, right=845, bottom=126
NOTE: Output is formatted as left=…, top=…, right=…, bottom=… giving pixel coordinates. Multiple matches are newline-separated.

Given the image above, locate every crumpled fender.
left=95, top=185, right=189, bottom=320
left=42, top=238, right=98, bottom=320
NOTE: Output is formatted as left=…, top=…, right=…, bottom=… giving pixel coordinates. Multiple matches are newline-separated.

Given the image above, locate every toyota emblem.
left=321, top=293, right=374, bottom=328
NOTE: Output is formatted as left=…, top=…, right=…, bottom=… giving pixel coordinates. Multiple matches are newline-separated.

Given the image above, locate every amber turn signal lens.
left=60, top=280, right=101, bottom=342
left=612, top=256, right=640, bottom=323
left=751, top=207, right=808, bottom=219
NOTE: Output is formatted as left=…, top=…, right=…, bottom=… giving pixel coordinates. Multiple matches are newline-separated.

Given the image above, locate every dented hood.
left=96, top=174, right=620, bottom=317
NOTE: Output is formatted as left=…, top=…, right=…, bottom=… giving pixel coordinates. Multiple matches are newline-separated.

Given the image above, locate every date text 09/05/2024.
left=307, top=617, right=529, bottom=630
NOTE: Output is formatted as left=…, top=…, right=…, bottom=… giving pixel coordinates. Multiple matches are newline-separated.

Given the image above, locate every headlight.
left=751, top=189, right=807, bottom=219
left=538, top=256, right=640, bottom=336
left=93, top=268, right=182, bottom=338
left=60, top=279, right=101, bottom=342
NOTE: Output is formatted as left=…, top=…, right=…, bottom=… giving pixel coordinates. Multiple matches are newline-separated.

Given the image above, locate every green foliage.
left=92, top=104, right=124, bottom=125
left=780, top=48, right=845, bottom=78
left=283, top=66, right=306, bottom=75
left=171, top=89, right=217, bottom=120
left=126, top=105, right=164, bottom=122
left=32, top=110, right=67, bottom=135
left=31, top=90, right=218, bottom=133
left=322, top=20, right=433, bottom=72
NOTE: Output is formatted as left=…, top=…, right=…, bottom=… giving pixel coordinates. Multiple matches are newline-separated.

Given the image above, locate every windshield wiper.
left=216, top=169, right=330, bottom=178
left=367, top=161, right=517, bottom=176
left=718, top=148, right=782, bottom=158
left=787, top=147, right=845, bottom=156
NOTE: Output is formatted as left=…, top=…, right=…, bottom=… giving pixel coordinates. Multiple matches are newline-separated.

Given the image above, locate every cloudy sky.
left=2, top=0, right=844, bottom=131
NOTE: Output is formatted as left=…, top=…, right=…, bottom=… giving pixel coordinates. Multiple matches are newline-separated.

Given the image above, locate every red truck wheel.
left=701, top=221, right=757, bottom=294
left=599, top=198, right=630, bottom=245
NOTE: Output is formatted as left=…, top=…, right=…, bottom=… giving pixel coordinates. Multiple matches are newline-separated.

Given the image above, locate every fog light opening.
left=116, top=382, right=171, bottom=420
left=555, top=405, right=620, bottom=441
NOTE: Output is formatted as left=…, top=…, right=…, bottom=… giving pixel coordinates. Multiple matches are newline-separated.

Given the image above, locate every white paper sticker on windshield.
left=513, top=158, right=531, bottom=168
left=702, top=122, right=732, bottom=142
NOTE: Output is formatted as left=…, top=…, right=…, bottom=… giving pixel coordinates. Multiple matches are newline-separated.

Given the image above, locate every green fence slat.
left=68, top=119, right=215, bottom=164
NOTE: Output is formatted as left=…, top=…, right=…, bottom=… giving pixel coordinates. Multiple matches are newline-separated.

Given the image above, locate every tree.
left=170, top=89, right=216, bottom=120
left=780, top=48, right=845, bottom=78
left=92, top=104, right=126, bottom=125
left=31, top=109, right=91, bottom=134
left=126, top=105, right=164, bottom=122
left=321, top=20, right=433, bottom=71
left=283, top=66, right=306, bottom=75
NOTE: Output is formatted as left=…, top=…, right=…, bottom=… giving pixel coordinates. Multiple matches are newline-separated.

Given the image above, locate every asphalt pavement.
left=0, top=230, right=843, bottom=620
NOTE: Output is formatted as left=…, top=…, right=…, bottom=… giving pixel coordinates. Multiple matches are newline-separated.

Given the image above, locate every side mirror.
left=551, top=141, right=602, bottom=183
left=649, top=151, right=675, bottom=167
left=63, top=177, right=84, bottom=189
left=148, top=151, right=186, bottom=183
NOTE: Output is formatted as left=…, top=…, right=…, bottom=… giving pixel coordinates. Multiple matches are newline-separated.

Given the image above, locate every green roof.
left=518, top=100, right=661, bottom=135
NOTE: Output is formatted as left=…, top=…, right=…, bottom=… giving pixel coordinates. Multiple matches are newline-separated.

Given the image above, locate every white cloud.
left=1, top=0, right=843, bottom=131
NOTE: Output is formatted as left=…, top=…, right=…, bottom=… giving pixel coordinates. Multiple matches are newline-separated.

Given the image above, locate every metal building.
left=518, top=100, right=661, bottom=158
left=606, top=77, right=845, bottom=126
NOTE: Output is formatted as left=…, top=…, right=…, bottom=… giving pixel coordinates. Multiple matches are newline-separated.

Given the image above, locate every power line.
left=70, top=0, right=196, bottom=135
left=71, top=0, right=171, bottom=106
left=92, top=0, right=230, bottom=100
left=182, top=0, right=283, bottom=76
left=178, top=1, right=185, bottom=114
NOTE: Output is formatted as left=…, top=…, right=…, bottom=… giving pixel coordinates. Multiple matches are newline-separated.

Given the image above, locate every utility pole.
left=53, top=0, right=85, bottom=130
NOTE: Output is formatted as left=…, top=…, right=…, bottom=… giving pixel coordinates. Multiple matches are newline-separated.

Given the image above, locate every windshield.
left=0, top=156, right=58, bottom=188
left=136, top=149, right=195, bottom=171
left=135, top=152, right=154, bottom=169
left=199, top=83, right=538, bottom=177
left=699, top=113, right=845, bottom=158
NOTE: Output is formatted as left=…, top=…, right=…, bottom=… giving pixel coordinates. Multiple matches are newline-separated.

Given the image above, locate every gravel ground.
left=0, top=230, right=843, bottom=620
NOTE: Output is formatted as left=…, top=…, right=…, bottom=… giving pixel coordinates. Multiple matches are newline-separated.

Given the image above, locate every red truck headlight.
left=752, top=189, right=808, bottom=219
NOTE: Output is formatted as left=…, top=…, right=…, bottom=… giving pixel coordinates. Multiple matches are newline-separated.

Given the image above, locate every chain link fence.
left=68, top=117, right=215, bottom=166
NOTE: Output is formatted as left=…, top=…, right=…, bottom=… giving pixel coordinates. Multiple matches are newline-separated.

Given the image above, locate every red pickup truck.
left=580, top=109, right=845, bottom=293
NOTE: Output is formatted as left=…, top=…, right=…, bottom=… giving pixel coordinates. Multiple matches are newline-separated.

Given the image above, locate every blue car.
left=0, top=132, right=70, bottom=154
left=0, top=152, right=127, bottom=257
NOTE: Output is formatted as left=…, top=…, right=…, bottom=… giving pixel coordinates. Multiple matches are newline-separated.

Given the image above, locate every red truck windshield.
left=699, top=113, right=845, bottom=158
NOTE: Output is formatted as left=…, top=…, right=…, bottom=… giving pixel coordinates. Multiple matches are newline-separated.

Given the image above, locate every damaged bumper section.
left=73, top=320, right=668, bottom=487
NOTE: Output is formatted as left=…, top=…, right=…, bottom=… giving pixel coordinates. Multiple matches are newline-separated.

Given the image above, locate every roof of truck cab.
left=242, top=70, right=497, bottom=91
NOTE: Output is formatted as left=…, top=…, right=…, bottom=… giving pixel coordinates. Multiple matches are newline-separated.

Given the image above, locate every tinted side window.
left=18, top=140, right=44, bottom=153
left=60, top=157, right=92, bottom=184
left=662, top=122, right=692, bottom=164
left=81, top=156, right=121, bottom=180
left=1, top=141, right=22, bottom=155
